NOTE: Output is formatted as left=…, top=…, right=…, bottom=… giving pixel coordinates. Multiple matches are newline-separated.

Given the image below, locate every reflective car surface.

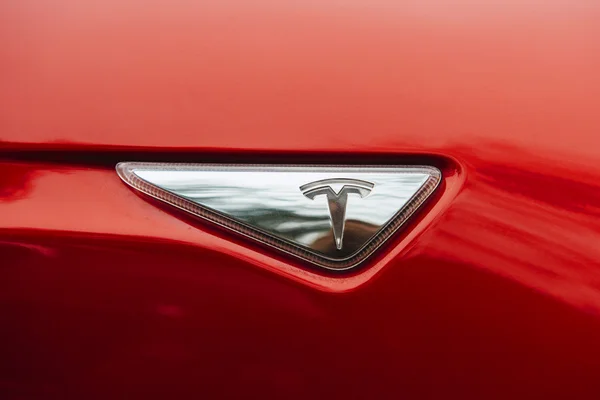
left=1, top=1, right=600, bottom=398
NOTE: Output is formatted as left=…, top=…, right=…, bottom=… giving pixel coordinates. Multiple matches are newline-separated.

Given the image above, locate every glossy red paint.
left=2, top=0, right=600, bottom=398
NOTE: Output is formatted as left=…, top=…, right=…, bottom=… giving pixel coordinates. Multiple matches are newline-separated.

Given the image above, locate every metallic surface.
left=117, top=163, right=440, bottom=270
left=1, top=0, right=600, bottom=399
left=300, top=178, right=375, bottom=250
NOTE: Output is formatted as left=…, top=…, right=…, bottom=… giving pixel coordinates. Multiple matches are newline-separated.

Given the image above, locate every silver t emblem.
left=300, top=179, right=374, bottom=250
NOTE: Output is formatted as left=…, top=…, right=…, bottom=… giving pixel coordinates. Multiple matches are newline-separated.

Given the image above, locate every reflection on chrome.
left=116, top=163, right=441, bottom=270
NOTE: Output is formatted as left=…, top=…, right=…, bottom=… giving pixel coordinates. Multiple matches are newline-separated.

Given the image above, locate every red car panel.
left=1, top=0, right=600, bottom=398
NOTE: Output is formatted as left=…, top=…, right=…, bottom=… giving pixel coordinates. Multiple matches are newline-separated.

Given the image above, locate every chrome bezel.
left=116, top=163, right=441, bottom=271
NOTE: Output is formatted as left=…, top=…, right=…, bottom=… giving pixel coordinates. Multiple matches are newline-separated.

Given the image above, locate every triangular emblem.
left=117, top=163, right=440, bottom=271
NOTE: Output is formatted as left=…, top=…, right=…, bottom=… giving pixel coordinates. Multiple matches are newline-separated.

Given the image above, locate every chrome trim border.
left=116, top=163, right=441, bottom=271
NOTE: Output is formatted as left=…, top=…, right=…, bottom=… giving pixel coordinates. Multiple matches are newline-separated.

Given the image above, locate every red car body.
left=1, top=1, right=600, bottom=398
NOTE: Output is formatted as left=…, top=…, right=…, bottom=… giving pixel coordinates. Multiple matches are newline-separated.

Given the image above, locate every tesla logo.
left=300, top=179, right=374, bottom=250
